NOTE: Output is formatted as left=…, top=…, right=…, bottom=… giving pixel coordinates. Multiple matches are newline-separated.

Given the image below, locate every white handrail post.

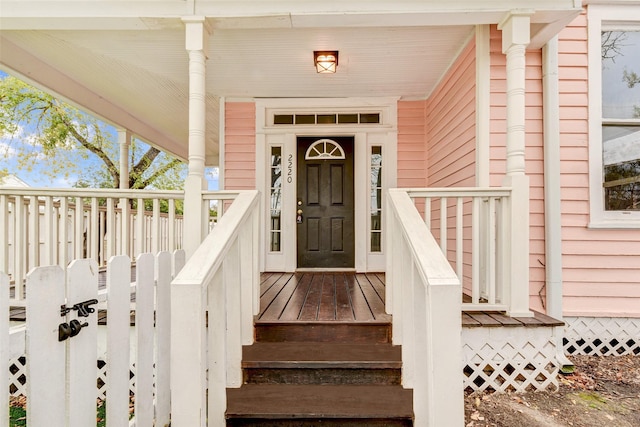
left=425, top=280, right=464, bottom=427
left=171, top=280, right=207, bottom=427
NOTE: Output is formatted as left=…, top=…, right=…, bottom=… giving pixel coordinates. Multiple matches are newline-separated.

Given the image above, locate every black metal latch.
left=58, top=299, right=98, bottom=342
left=60, top=299, right=98, bottom=317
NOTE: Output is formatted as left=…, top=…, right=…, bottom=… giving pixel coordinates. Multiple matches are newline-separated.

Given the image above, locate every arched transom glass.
left=305, top=139, right=346, bottom=160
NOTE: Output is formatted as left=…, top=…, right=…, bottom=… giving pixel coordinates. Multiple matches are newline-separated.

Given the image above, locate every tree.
left=0, top=75, right=186, bottom=189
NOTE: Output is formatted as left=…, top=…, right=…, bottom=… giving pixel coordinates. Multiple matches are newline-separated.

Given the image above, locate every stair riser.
left=244, top=368, right=401, bottom=385
left=255, top=323, right=391, bottom=343
left=227, top=418, right=412, bottom=427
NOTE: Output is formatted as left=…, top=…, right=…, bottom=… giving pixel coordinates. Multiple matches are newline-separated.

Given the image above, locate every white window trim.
left=588, top=4, right=640, bottom=228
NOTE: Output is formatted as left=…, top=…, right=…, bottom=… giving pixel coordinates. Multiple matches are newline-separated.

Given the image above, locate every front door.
left=297, top=136, right=355, bottom=268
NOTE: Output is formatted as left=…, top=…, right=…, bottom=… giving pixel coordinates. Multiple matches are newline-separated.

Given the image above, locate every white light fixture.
left=314, top=51, right=338, bottom=73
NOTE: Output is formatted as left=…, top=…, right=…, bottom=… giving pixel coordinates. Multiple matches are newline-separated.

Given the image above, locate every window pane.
left=360, top=113, right=380, bottom=124
left=601, top=30, right=640, bottom=211
left=270, top=147, right=282, bottom=251
left=295, top=114, right=315, bottom=125
left=317, top=114, right=336, bottom=124
left=370, top=146, right=383, bottom=252
left=603, top=126, right=640, bottom=210
left=274, top=114, right=294, bottom=125
left=338, top=114, right=358, bottom=124
left=602, top=31, right=640, bottom=119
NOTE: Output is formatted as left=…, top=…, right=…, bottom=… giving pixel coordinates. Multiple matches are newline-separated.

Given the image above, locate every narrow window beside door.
left=370, top=146, right=383, bottom=252
left=270, top=147, right=282, bottom=251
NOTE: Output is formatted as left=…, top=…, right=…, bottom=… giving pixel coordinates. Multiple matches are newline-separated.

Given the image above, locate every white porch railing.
left=0, top=188, right=237, bottom=301
left=171, top=190, right=260, bottom=427
left=405, top=187, right=513, bottom=312
left=386, top=189, right=463, bottom=427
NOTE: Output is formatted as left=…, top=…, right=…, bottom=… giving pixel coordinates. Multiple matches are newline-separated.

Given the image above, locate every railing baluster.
left=424, top=197, right=431, bottom=229
left=119, top=198, right=130, bottom=257
left=471, top=197, right=481, bottom=305
left=15, top=196, right=25, bottom=298
left=44, top=196, right=55, bottom=265
left=89, top=198, right=99, bottom=262
left=456, top=197, right=463, bottom=282
left=106, top=198, right=115, bottom=261
left=74, top=197, right=84, bottom=259
left=0, top=195, right=8, bottom=275
left=136, top=198, right=145, bottom=256
left=439, top=197, right=447, bottom=255
left=488, top=197, right=497, bottom=304
left=152, top=199, right=160, bottom=254
left=168, top=199, right=176, bottom=251
left=29, top=196, right=40, bottom=272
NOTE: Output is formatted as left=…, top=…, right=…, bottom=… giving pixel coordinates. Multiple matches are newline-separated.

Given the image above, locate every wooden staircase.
left=226, top=321, right=414, bottom=426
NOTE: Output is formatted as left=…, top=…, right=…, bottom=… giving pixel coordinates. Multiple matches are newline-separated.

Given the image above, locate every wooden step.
left=226, top=384, right=413, bottom=426
left=255, top=321, right=391, bottom=344
left=242, top=342, right=402, bottom=385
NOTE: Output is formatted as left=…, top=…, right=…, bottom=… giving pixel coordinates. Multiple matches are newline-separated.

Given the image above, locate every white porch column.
left=182, top=17, right=210, bottom=259
left=117, top=129, right=131, bottom=189
left=498, top=11, right=533, bottom=317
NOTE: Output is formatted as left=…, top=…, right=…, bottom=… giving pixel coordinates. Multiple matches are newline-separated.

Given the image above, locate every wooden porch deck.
left=259, top=272, right=563, bottom=327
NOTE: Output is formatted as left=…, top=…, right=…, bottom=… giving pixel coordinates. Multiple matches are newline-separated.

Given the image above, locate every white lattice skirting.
left=9, top=357, right=136, bottom=400
left=564, top=317, right=640, bottom=356
left=462, top=326, right=561, bottom=393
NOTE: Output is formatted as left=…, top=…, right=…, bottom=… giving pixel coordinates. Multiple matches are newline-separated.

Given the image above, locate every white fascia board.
left=1, top=0, right=582, bottom=30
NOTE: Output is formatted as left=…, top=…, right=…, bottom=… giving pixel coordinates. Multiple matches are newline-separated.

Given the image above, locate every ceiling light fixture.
left=314, top=51, right=338, bottom=73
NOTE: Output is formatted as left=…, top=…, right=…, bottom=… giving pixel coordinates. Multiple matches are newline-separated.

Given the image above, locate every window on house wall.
left=270, top=146, right=282, bottom=251
left=370, top=146, right=383, bottom=252
left=601, top=29, right=640, bottom=211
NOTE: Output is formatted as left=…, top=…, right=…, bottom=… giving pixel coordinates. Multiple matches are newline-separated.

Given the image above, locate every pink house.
left=1, top=0, right=639, bottom=425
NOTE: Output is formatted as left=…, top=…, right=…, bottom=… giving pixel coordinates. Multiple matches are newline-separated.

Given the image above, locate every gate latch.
left=60, top=299, right=98, bottom=317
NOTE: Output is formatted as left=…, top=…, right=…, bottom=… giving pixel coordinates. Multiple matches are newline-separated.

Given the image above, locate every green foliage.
left=9, top=405, right=26, bottom=426
left=0, top=75, right=186, bottom=189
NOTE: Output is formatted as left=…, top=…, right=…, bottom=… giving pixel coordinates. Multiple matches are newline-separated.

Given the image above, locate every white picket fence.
left=2, top=250, right=185, bottom=427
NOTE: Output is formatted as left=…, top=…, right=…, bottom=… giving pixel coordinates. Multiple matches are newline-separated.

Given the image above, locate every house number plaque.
left=287, top=153, right=293, bottom=183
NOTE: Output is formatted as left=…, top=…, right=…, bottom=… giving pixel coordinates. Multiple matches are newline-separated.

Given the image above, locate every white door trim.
left=256, top=97, right=398, bottom=272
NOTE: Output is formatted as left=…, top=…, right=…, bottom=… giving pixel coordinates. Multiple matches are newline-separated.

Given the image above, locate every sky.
left=0, top=71, right=219, bottom=189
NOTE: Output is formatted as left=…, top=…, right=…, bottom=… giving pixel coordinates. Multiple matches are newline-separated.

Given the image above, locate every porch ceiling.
left=0, top=1, right=582, bottom=165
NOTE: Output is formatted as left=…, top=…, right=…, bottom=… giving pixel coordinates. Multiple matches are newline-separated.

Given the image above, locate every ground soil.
left=464, top=355, right=640, bottom=427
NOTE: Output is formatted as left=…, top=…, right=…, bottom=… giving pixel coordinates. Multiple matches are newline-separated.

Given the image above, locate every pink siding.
left=424, top=38, right=477, bottom=290
left=426, top=39, right=476, bottom=188
left=489, top=26, right=547, bottom=312
left=397, top=100, right=427, bottom=188
left=557, top=12, right=640, bottom=317
left=224, top=102, right=256, bottom=190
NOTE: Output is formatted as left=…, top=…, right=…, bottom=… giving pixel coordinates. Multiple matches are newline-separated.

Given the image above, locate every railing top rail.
left=202, top=190, right=242, bottom=200
left=0, top=187, right=247, bottom=200
left=172, top=190, right=259, bottom=288
left=404, top=187, right=512, bottom=198
left=388, top=189, right=460, bottom=288
left=0, top=187, right=185, bottom=199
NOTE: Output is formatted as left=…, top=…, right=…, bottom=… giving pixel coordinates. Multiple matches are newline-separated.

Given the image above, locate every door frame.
left=255, top=97, right=398, bottom=272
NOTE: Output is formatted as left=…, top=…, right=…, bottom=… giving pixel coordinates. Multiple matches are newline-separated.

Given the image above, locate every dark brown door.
left=297, top=136, right=355, bottom=268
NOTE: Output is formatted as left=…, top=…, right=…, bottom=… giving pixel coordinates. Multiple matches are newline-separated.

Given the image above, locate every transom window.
left=601, top=29, right=640, bottom=211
